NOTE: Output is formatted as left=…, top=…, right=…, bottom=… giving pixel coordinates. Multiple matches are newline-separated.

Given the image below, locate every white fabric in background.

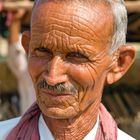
left=7, top=35, right=35, bottom=114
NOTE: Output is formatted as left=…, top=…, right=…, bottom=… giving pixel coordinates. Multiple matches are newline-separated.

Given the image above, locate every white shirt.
left=0, top=115, right=135, bottom=140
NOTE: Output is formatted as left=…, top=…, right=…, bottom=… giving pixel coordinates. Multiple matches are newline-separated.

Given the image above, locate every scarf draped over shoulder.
left=6, top=103, right=117, bottom=140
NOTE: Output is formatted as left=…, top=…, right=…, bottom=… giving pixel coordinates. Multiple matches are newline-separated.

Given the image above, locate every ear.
left=107, top=45, right=136, bottom=84
left=21, top=31, right=30, bottom=54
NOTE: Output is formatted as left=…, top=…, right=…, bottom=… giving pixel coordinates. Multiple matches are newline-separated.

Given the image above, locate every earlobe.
left=107, top=45, right=136, bottom=84
left=21, top=31, right=30, bottom=54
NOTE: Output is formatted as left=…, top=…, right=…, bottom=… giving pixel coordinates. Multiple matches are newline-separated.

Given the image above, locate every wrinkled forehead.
left=31, top=0, right=114, bottom=44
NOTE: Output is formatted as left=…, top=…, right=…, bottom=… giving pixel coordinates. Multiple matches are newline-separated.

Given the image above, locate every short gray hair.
left=106, top=0, right=127, bottom=54
left=33, top=0, right=128, bottom=54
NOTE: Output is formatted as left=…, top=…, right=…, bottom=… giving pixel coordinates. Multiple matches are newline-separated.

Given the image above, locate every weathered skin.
left=21, top=0, right=135, bottom=139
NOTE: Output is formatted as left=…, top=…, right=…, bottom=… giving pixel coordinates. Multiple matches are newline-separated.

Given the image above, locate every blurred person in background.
left=1, top=0, right=35, bottom=114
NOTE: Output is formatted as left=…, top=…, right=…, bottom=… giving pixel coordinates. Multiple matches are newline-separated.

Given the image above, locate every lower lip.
left=42, top=91, right=71, bottom=97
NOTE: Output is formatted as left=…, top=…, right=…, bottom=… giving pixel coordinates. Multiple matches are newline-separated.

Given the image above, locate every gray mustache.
left=37, top=80, right=77, bottom=94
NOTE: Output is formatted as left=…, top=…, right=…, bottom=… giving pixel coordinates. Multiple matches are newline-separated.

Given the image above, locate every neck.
left=43, top=100, right=100, bottom=140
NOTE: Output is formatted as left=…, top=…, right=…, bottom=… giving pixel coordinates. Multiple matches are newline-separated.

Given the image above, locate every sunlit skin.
left=29, top=0, right=114, bottom=116
left=21, top=0, right=135, bottom=139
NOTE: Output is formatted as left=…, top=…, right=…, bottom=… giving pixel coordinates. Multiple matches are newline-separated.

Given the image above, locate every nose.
left=43, top=56, right=68, bottom=86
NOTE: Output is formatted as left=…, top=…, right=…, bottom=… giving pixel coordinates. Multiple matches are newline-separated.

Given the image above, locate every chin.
left=42, top=107, right=79, bottom=119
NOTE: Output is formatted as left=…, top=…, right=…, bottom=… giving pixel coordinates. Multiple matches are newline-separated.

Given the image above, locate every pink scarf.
left=6, top=103, right=117, bottom=140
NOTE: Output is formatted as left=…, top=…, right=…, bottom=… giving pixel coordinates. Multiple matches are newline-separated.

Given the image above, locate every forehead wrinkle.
left=31, top=31, right=70, bottom=52
left=32, top=25, right=98, bottom=48
left=46, top=9, right=99, bottom=33
left=49, top=16, right=98, bottom=40
left=33, top=0, right=113, bottom=30
left=31, top=1, right=114, bottom=56
left=32, top=13, right=97, bottom=39
left=32, top=16, right=110, bottom=46
left=31, top=31, right=91, bottom=51
left=31, top=29, right=106, bottom=56
left=31, top=31, right=96, bottom=55
left=32, top=2, right=113, bottom=42
left=33, top=6, right=97, bottom=27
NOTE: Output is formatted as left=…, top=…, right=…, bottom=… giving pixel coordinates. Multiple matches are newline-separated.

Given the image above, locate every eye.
left=66, top=52, right=88, bottom=63
left=35, top=47, right=51, bottom=52
left=34, top=47, right=52, bottom=58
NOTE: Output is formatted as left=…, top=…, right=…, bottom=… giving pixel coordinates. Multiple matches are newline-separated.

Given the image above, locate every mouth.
left=41, top=90, right=72, bottom=97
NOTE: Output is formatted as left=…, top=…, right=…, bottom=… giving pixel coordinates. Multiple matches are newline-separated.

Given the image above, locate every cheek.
left=68, top=64, right=96, bottom=88
left=28, top=57, right=47, bottom=82
left=68, top=64, right=107, bottom=111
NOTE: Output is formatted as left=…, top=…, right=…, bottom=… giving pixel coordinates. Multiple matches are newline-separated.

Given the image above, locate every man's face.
left=28, top=1, right=114, bottom=119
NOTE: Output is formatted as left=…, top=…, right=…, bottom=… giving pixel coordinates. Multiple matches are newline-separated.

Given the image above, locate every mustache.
left=37, top=80, right=77, bottom=94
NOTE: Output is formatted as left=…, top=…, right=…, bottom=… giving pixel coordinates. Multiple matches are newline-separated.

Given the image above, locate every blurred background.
left=0, top=0, right=140, bottom=139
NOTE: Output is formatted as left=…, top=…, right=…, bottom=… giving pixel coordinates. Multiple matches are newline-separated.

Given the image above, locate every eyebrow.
left=30, top=31, right=97, bottom=56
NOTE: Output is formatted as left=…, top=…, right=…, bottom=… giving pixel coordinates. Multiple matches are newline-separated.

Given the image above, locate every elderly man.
left=0, top=0, right=136, bottom=139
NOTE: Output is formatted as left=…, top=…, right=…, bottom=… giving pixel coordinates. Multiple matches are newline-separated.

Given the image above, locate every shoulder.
left=117, top=128, right=136, bottom=140
left=0, top=117, right=21, bottom=140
